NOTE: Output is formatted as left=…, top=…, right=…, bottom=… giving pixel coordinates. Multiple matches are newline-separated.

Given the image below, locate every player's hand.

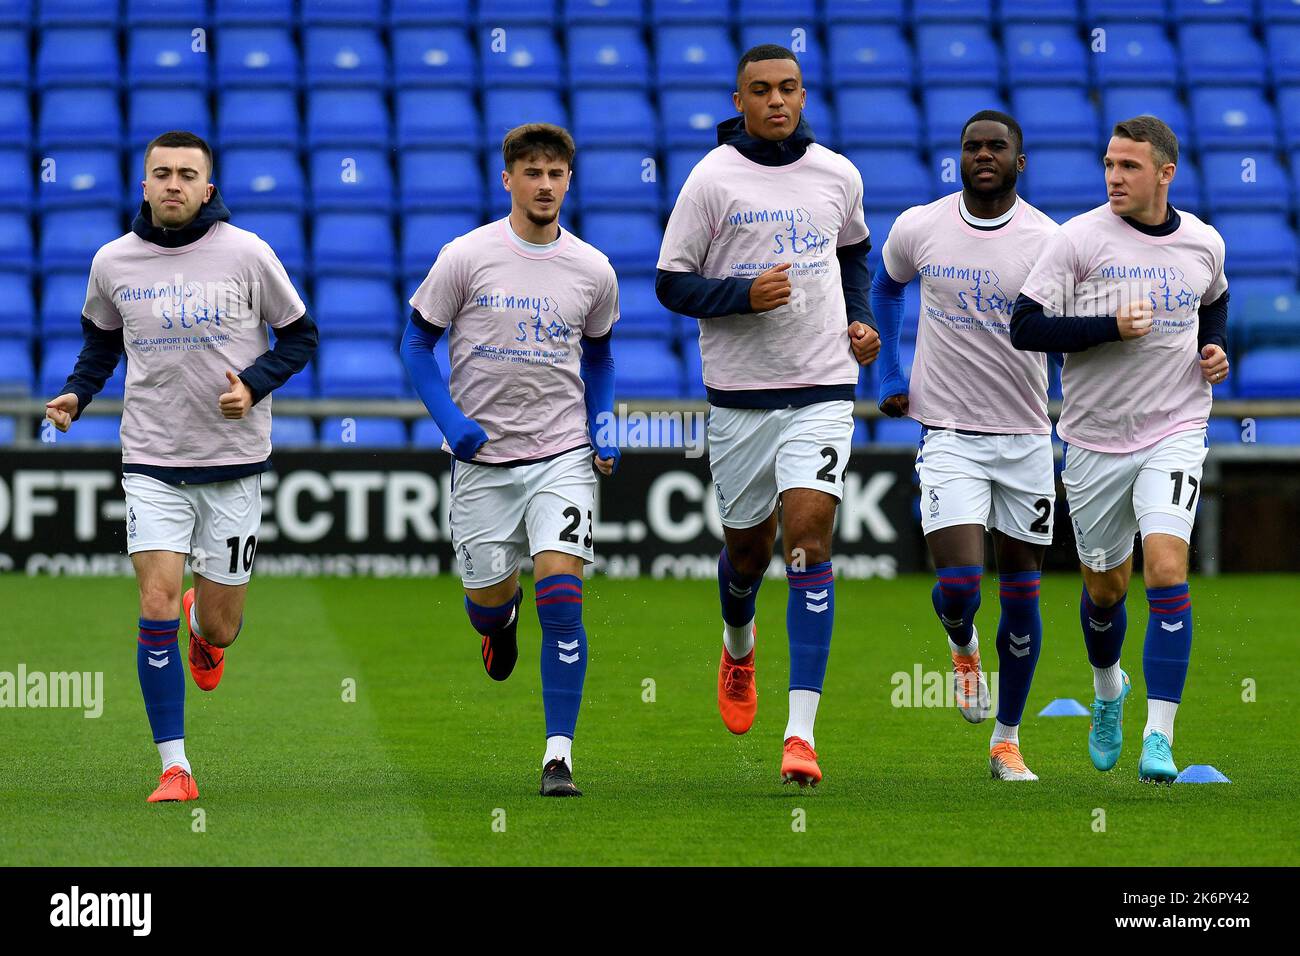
left=749, top=263, right=792, bottom=312
left=1116, top=300, right=1154, bottom=340
left=594, top=450, right=619, bottom=476
left=218, top=370, right=253, bottom=420
left=44, top=393, right=78, bottom=433
left=848, top=321, right=880, bottom=366
left=880, top=393, right=909, bottom=418
left=1200, top=344, right=1229, bottom=385
left=449, top=418, right=489, bottom=460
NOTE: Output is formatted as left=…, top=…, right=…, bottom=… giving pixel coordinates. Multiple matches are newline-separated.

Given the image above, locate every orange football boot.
left=781, top=736, right=822, bottom=787
left=717, top=625, right=757, bottom=734
left=184, top=587, right=225, bottom=691
left=146, top=765, right=199, bottom=803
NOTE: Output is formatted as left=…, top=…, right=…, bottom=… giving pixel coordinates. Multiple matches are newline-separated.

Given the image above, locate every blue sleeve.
left=398, top=312, right=488, bottom=461
left=60, top=316, right=124, bottom=421
left=237, top=311, right=320, bottom=406
left=655, top=268, right=755, bottom=319
left=837, top=236, right=875, bottom=330
left=1197, top=291, right=1229, bottom=352
left=580, top=331, right=619, bottom=474
left=1010, top=294, right=1122, bottom=353
left=869, top=268, right=908, bottom=409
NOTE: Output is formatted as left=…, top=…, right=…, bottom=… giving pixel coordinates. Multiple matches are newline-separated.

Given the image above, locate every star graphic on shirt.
left=545, top=320, right=570, bottom=341
left=985, top=292, right=1005, bottom=313
left=1175, top=287, right=1194, bottom=310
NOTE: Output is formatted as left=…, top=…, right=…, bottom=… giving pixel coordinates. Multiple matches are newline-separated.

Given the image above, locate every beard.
left=959, top=166, right=1018, bottom=199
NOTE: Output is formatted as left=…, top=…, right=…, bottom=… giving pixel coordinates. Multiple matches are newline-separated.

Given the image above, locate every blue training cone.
left=1038, top=697, right=1091, bottom=717
left=1175, top=764, right=1231, bottom=784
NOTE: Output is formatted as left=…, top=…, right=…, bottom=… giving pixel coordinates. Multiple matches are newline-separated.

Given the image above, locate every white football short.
left=1061, top=427, right=1209, bottom=572
left=449, top=445, right=597, bottom=588
left=914, top=427, right=1057, bottom=545
left=707, top=400, right=854, bottom=529
left=122, top=472, right=263, bottom=586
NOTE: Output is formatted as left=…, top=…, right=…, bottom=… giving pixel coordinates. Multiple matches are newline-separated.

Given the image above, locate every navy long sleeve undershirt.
left=61, top=317, right=124, bottom=421
left=1012, top=292, right=1231, bottom=354
left=238, top=311, right=320, bottom=405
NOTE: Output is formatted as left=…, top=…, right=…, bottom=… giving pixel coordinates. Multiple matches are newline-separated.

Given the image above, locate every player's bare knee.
left=203, top=620, right=240, bottom=648
left=1084, top=577, right=1127, bottom=608
left=1144, top=557, right=1188, bottom=589
left=139, top=586, right=180, bottom=620
left=786, top=536, right=831, bottom=568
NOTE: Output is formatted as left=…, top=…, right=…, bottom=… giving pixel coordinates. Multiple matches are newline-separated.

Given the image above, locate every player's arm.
left=580, top=331, right=618, bottom=476
left=398, top=311, right=487, bottom=461
left=233, top=311, right=319, bottom=407
left=870, top=268, right=909, bottom=416
left=1197, top=291, right=1230, bottom=383
left=46, top=315, right=125, bottom=431
left=654, top=269, right=757, bottom=318
left=1009, top=293, right=1147, bottom=352
left=840, top=236, right=879, bottom=367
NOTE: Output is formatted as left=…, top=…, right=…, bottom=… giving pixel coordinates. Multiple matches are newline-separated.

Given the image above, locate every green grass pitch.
left=1, top=573, right=1295, bottom=866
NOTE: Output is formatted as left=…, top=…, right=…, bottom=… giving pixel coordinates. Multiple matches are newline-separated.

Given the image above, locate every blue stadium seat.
left=568, top=26, right=651, bottom=88
left=677, top=335, right=707, bottom=398
left=616, top=339, right=684, bottom=397
left=396, top=89, right=482, bottom=148
left=1206, top=416, right=1242, bottom=445
left=875, top=416, right=921, bottom=444
left=825, top=0, right=906, bottom=21
left=1269, top=26, right=1300, bottom=86
left=864, top=209, right=899, bottom=270
left=738, top=25, right=827, bottom=89
left=660, top=87, right=733, bottom=148
left=918, top=26, right=999, bottom=87
left=0, top=88, right=29, bottom=143
left=1180, top=24, right=1267, bottom=87
left=829, top=26, right=913, bottom=87
left=128, top=28, right=210, bottom=88
left=310, top=149, right=394, bottom=210
left=304, top=28, right=388, bottom=88
left=37, top=88, right=119, bottom=149
left=737, top=0, right=819, bottom=23
left=126, top=0, right=209, bottom=25
left=1013, top=87, right=1099, bottom=150
left=41, top=339, right=124, bottom=399
left=0, top=30, right=28, bottom=86
left=38, top=150, right=121, bottom=210
left=923, top=87, right=1007, bottom=152
left=1216, top=213, right=1300, bottom=277
left=914, top=0, right=992, bottom=21
left=565, top=0, right=645, bottom=25
left=399, top=149, right=484, bottom=212
left=271, top=415, right=317, bottom=447
left=1086, top=0, right=1168, bottom=20
left=302, top=0, right=385, bottom=25
left=1254, top=417, right=1300, bottom=444
left=217, top=89, right=300, bottom=148
left=215, top=0, right=294, bottom=25
left=0, top=149, right=31, bottom=210
left=651, top=0, right=729, bottom=25
left=36, top=29, right=119, bottom=88
left=400, top=212, right=480, bottom=278
left=997, top=0, right=1077, bottom=21
left=128, top=89, right=212, bottom=146
left=0, top=212, right=34, bottom=270
left=571, top=90, right=659, bottom=150
left=1280, top=87, right=1300, bottom=150
left=390, top=0, right=471, bottom=26
left=1235, top=348, right=1300, bottom=397
left=1234, top=290, right=1300, bottom=349
left=37, top=270, right=87, bottom=338
left=320, top=417, right=409, bottom=445
left=0, top=414, right=14, bottom=444
left=665, top=147, right=708, bottom=205
left=215, top=29, right=299, bottom=88
left=0, top=0, right=28, bottom=26
left=1101, top=87, right=1193, bottom=149
left=1168, top=158, right=1204, bottom=216
left=576, top=149, right=661, bottom=211
left=477, top=0, right=558, bottom=24
left=392, top=28, right=477, bottom=88
left=482, top=88, right=569, bottom=141
left=846, top=150, right=932, bottom=210
left=0, top=337, right=33, bottom=395
left=618, top=276, right=677, bottom=337
left=1263, top=0, right=1300, bottom=23
left=656, top=26, right=736, bottom=87
left=241, top=211, right=307, bottom=273
left=312, top=212, right=395, bottom=277
left=313, top=277, right=401, bottom=337
left=852, top=419, right=873, bottom=447
left=803, top=89, right=835, bottom=138
left=318, top=341, right=408, bottom=398
left=581, top=211, right=663, bottom=276
left=1003, top=24, right=1089, bottom=88
left=0, top=271, right=32, bottom=336
left=1091, top=23, right=1178, bottom=88
left=410, top=417, right=446, bottom=449
left=1191, top=88, right=1278, bottom=150
left=39, top=0, right=116, bottom=25
left=1024, top=148, right=1101, bottom=210
left=1202, top=151, right=1292, bottom=214
left=1173, top=0, right=1253, bottom=21
left=481, top=27, right=563, bottom=88
left=306, top=89, right=391, bottom=149
left=51, top=416, right=123, bottom=445
left=221, top=149, right=306, bottom=211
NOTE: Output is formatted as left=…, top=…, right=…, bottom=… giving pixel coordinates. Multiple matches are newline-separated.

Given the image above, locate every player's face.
left=142, top=146, right=214, bottom=228
left=959, top=121, right=1023, bottom=196
left=1103, top=136, right=1174, bottom=217
left=503, top=151, right=571, bottom=226
left=733, top=59, right=805, bottom=142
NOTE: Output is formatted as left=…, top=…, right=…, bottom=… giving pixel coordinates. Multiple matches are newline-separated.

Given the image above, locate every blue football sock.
left=932, top=565, right=983, bottom=647
left=995, top=571, right=1043, bottom=726
left=465, top=588, right=521, bottom=637
left=137, top=617, right=184, bottom=744
left=1144, top=583, right=1193, bottom=704
left=718, top=547, right=762, bottom=628
left=786, top=562, right=834, bottom=692
left=1080, top=587, right=1127, bottom=668
left=536, top=574, right=587, bottom=740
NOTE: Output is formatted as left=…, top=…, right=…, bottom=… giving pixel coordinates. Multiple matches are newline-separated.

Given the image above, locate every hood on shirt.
left=715, top=114, right=816, bottom=167
left=131, top=185, right=232, bottom=248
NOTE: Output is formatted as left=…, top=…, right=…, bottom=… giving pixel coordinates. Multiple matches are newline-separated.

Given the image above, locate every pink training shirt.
left=1019, top=203, right=1228, bottom=453
left=882, top=192, right=1060, bottom=434
left=81, top=221, right=306, bottom=468
left=409, top=218, right=620, bottom=463
left=657, top=142, right=868, bottom=392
